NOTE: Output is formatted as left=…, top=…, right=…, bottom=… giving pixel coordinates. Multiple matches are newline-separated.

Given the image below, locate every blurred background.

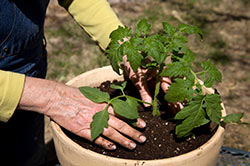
left=44, top=0, right=250, bottom=160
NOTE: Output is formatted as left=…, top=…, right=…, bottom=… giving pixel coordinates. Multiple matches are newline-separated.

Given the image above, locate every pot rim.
left=51, top=65, right=225, bottom=164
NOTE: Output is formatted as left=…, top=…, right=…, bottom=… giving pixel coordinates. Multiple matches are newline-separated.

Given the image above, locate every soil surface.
left=63, top=80, right=216, bottom=160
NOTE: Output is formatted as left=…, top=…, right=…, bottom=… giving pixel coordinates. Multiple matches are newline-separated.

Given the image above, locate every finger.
left=136, top=118, right=146, bottom=128
left=102, top=126, right=137, bottom=150
left=122, top=57, right=152, bottom=107
left=108, top=115, right=146, bottom=144
left=177, top=102, right=184, bottom=110
left=107, top=105, right=146, bottom=129
left=75, top=129, right=116, bottom=150
left=139, top=89, right=152, bottom=107
left=135, top=77, right=152, bottom=107
left=94, top=136, right=117, bottom=150
left=161, top=77, right=172, bottom=93
left=168, top=102, right=184, bottom=115
left=107, top=104, right=115, bottom=115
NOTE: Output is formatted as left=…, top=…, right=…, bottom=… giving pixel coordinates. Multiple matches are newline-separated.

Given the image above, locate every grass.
left=45, top=17, right=108, bottom=82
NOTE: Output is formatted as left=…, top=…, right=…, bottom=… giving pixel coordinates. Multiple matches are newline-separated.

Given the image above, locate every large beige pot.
left=51, top=66, right=225, bottom=166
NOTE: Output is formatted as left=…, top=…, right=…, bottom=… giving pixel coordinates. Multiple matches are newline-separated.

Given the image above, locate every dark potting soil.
left=62, top=80, right=217, bottom=160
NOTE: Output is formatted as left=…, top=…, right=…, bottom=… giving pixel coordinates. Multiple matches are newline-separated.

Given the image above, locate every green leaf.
left=79, top=87, right=110, bottom=103
left=178, top=24, right=203, bottom=38
left=144, top=36, right=167, bottom=64
left=111, top=98, right=139, bottom=120
left=126, top=98, right=139, bottom=117
left=160, top=60, right=192, bottom=78
left=175, top=95, right=210, bottom=137
left=162, top=22, right=176, bottom=37
left=201, top=60, right=222, bottom=87
left=110, top=81, right=127, bottom=91
left=90, top=109, right=109, bottom=141
left=141, top=61, right=158, bottom=69
left=165, top=78, right=194, bottom=103
left=173, top=34, right=188, bottom=47
left=181, top=47, right=195, bottom=61
left=223, top=113, right=243, bottom=123
left=122, top=37, right=143, bottom=72
left=106, top=45, right=123, bottom=74
left=109, top=26, right=132, bottom=41
left=204, top=94, right=223, bottom=124
left=174, top=95, right=204, bottom=120
left=175, top=114, right=209, bottom=138
left=135, top=19, right=151, bottom=36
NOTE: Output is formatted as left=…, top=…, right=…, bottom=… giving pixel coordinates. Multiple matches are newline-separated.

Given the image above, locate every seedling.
left=79, top=19, right=243, bottom=141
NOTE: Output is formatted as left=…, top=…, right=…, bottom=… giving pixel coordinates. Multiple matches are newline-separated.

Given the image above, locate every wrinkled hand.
left=19, top=77, right=146, bottom=150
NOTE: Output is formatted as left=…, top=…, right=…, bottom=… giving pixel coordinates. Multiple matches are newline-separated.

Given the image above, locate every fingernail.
left=139, top=135, right=147, bottom=143
left=108, top=144, right=116, bottom=150
left=140, top=121, right=146, bottom=128
left=129, top=142, right=136, bottom=149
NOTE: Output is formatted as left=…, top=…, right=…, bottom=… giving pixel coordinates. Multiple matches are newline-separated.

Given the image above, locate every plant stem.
left=109, top=94, right=153, bottom=106
left=190, top=69, right=199, bottom=83
left=195, top=71, right=205, bottom=75
left=126, top=96, right=153, bottom=106
left=152, top=78, right=161, bottom=116
left=152, top=64, right=164, bottom=116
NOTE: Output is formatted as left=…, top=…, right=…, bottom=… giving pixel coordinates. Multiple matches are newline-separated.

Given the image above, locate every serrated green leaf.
left=160, top=61, right=192, bottom=78
left=223, top=113, right=243, bottom=123
left=165, top=78, right=194, bottom=103
left=111, top=99, right=138, bottom=120
left=110, top=84, right=122, bottom=90
left=162, top=22, right=176, bottom=37
left=122, top=38, right=143, bottom=72
left=144, top=36, right=167, bottom=64
left=126, top=98, right=139, bottom=117
left=175, top=114, right=209, bottom=138
left=204, top=94, right=223, bottom=124
left=173, top=34, right=188, bottom=47
left=79, top=87, right=110, bottom=103
left=110, top=81, right=127, bottom=91
left=181, top=49, right=195, bottom=62
left=201, top=60, right=222, bottom=87
left=109, top=26, right=132, bottom=41
left=106, top=46, right=123, bottom=75
left=135, top=19, right=151, bottom=36
left=121, top=81, right=127, bottom=90
left=175, top=95, right=210, bottom=137
left=141, top=61, right=158, bottom=69
left=90, top=109, right=109, bottom=141
left=178, top=24, right=203, bottom=38
left=174, top=95, right=204, bottom=120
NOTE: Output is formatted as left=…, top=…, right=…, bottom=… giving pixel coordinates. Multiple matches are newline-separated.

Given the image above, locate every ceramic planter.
left=50, top=66, right=226, bottom=166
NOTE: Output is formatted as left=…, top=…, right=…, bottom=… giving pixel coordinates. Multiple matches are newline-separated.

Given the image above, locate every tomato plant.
left=79, top=19, right=243, bottom=141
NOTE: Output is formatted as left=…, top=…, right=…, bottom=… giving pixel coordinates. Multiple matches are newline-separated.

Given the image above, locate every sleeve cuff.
left=64, top=0, right=123, bottom=50
left=0, top=71, right=25, bottom=122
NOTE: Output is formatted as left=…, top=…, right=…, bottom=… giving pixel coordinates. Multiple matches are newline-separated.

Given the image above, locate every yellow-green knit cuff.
left=67, top=0, right=123, bottom=50
left=0, top=71, right=25, bottom=122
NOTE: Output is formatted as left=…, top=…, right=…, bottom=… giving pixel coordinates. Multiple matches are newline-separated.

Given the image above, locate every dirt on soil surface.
left=44, top=0, right=250, bottom=159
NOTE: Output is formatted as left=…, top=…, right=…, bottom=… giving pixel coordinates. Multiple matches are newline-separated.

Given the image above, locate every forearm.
left=18, top=77, right=56, bottom=115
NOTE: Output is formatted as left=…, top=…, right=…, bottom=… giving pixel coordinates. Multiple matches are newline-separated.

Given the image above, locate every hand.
left=161, top=77, right=184, bottom=114
left=18, top=77, right=146, bottom=150
left=122, top=57, right=183, bottom=112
